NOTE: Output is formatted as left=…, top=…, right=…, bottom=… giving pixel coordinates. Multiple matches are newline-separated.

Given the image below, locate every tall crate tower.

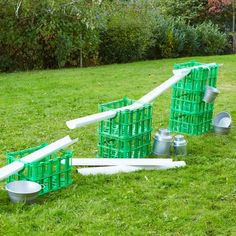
left=169, top=61, right=219, bottom=135
left=97, top=97, right=153, bottom=158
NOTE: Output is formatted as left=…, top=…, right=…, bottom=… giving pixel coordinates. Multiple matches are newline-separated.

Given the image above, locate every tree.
left=208, top=0, right=236, bottom=52
left=156, top=0, right=209, bottom=25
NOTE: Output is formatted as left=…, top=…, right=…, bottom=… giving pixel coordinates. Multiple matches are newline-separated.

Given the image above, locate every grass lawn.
left=0, top=55, right=235, bottom=235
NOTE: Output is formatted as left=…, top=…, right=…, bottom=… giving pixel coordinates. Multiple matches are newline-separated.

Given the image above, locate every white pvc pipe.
left=147, top=161, right=186, bottom=169
left=0, top=136, right=78, bottom=181
left=66, top=69, right=190, bottom=130
left=70, top=158, right=173, bottom=166
left=129, top=161, right=186, bottom=170
left=22, top=136, right=77, bottom=163
left=138, top=69, right=190, bottom=103
left=67, top=62, right=220, bottom=129
left=76, top=161, right=186, bottom=175
left=66, top=102, right=143, bottom=129
left=66, top=110, right=117, bottom=130
left=0, top=161, right=25, bottom=181
left=77, top=166, right=140, bottom=175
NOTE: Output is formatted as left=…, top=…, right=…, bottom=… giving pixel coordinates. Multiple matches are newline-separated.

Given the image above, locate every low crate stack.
left=98, top=97, right=153, bottom=158
left=6, top=144, right=73, bottom=195
left=169, top=61, right=219, bottom=135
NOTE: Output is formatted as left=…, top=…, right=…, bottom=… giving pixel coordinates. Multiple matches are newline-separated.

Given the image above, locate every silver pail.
left=203, top=86, right=220, bottom=103
left=212, top=112, right=232, bottom=135
left=5, top=181, right=42, bottom=204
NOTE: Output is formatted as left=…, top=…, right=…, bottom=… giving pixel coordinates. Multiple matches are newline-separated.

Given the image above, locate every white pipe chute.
left=77, top=161, right=186, bottom=175
left=70, top=158, right=173, bottom=166
left=66, top=68, right=192, bottom=129
left=0, top=136, right=78, bottom=181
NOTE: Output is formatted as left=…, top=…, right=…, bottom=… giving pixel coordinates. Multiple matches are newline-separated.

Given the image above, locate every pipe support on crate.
left=0, top=136, right=77, bottom=181
left=66, top=69, right=191, bottom=130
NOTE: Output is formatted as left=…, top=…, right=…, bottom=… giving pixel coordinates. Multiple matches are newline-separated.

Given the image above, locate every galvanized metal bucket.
left=213, top=112, right=232, bottom=135
left=203, top=86, right=220, bottom=103
left=5, top=181, right=42, bottom=204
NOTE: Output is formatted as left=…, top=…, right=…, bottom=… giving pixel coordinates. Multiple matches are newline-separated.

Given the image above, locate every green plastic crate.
left=169, top=119, right=212, bottom=136
left=170, top=110, right=213, bottom=124
left=6, top=144, right=73, bottom=195
left=171, top=88, right=205, bottom=103
left=169, top=110, right=213, bottom=135
left=173, top=61, right=218, bottom=92
left=173, top=60, right=202, bottom=69
left=169, top=61, right=219, bottom=135
left=98, top=133, right=151, bottom=158
left=171, top=89, right=214, bottom=114
left=98, top=97, right=153, bottom=158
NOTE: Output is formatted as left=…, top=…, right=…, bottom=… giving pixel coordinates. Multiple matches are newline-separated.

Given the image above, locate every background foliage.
left=0, top=0, right=231, bottom=71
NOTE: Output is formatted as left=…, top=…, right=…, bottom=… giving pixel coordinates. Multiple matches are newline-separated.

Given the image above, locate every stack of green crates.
left=98, top=97, right=153, bottom=158
left=169, top=61, right=219, bottom=135
left=6, top=144, right=73, bottom=195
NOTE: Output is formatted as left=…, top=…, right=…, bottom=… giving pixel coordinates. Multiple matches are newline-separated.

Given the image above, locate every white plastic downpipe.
left=76, top=161, right=186, bottom=175
left=22, top=136, right=77, bottom=163
left=0, top=161, right=25, bottom=181
left=66, top=102, right=144, bottom=129
left=66, top=68, right=191, bottom=129
left=138, top=69, right=190, bottom=103
left=0, top=136, right=78, bottom=181
left=77, top=166, right=140, bottom=175
left=66, top=110, right=117, bottom=130
left=67, top=63, right=220, bottom=130
left=70, top=158, right=173, bottom=166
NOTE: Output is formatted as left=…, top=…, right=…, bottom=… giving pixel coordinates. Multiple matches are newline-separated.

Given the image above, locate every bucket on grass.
left=5, top=180, right=42, bottom=204
left=212, top=112, right=232, bottom=135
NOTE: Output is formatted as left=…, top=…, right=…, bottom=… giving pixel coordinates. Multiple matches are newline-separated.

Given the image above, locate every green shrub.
left=0, top=0, right=104, bottom=71
left=148, top=16, right=198, bottom=59
left=157, top=0, right=208, bottom=25
left=173, top=20, right=199, bottom=56
left=99, top=4, right=154, bottom=64
left=195, top=22, right=228, bottom=55
left=0, top=0, right=229, bottom=71
left=148, top=15, right=227, bottom=59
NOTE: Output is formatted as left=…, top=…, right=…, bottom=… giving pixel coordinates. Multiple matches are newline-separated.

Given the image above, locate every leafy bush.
left=0, top=0, right=229, bottom=71
left=195, top=22, right=228, bottom=55
left=173, top=20, right=199, bottom=56
left=148, top=15, right=227, bottom=59
left=99, top=3, right=154, bottom=64
left=0, top=0, right=104, bottom=71
left=157, top=0, right=208, bottom=25
left=148, top=16, right=198, bottom=59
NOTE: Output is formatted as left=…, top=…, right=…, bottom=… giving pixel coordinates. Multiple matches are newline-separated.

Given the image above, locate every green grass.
left=0, top=55, right=236, bottom=235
